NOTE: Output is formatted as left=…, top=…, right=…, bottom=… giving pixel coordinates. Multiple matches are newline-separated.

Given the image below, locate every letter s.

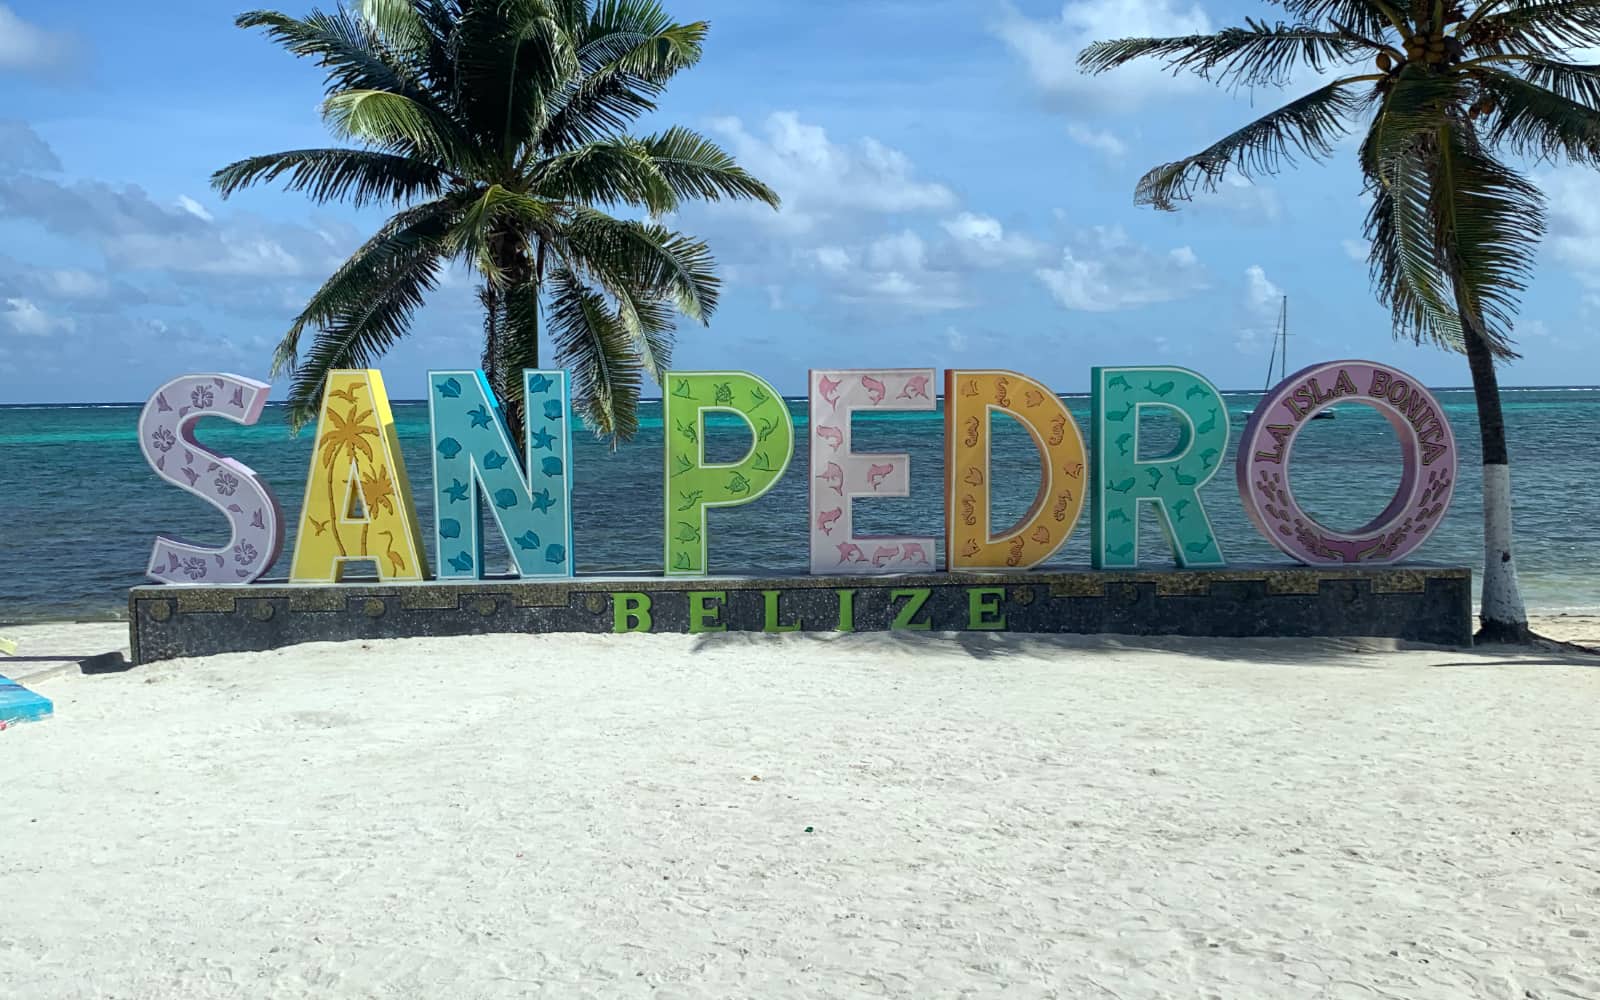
left=139, top=373, right=284, bottom=585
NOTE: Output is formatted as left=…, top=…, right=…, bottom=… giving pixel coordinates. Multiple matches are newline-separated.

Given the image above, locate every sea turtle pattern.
left=666, top=372, right=794, bottom=575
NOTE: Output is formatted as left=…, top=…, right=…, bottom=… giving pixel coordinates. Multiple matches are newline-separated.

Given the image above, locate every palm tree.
left=1077, top=0, right=1597, bottom=642
left=213, top=0, right=779, bottom=442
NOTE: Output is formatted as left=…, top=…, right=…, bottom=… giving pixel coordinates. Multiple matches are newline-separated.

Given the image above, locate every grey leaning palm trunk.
left=211, top=0, right=779, bottom=443
left=1077, top=0, right=1597, bottom=642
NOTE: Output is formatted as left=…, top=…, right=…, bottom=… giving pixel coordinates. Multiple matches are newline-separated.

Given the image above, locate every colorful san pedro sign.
left=137, top=358, right=1460, bottom=606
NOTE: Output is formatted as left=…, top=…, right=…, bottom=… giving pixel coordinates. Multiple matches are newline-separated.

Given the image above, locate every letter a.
left=290, top=370, right=428, bottom=582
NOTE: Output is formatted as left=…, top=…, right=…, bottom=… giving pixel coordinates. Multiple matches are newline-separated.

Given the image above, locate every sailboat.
left=1253, top=295, right=1334, bottom=420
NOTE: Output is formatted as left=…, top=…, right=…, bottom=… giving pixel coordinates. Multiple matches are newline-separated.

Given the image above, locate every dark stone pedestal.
left=127, top=565, right=1473, bottom=664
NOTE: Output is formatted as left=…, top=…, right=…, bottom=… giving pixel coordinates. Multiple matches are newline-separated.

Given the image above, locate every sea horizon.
left=3, top=382, right=1598, bottom=409
left=4, top=386, right=1599, bottom=624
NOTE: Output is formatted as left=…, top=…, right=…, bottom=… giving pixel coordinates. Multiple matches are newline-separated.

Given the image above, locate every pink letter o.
left=1236, top=360, right=1457, bottom=565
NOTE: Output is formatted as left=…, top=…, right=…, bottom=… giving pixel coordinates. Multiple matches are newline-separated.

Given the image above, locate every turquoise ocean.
left=2, top=387, right=1597, bottom=623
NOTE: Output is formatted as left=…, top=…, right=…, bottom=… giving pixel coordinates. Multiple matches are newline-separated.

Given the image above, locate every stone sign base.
left=127, top=565, right=1472, bottom=663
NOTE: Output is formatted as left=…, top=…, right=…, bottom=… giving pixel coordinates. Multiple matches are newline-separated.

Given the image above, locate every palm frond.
left=553, top=236, right=675, bottom=382
left=579, top=1, right=706, bottom=79
left=1464, top=0, right=1600, bottom=56
left=1267, top=0, right=1406, bottom=40
left=1509, top=57, right=1600, bottom=109
left=496, top=272, right=545, bottom=421
left=1135, top=79, right=1364, bottom=209
left=529, top=138, right=676, bottom=211
left=1362, top=66, right=1468, bottom=348
left=564, top=207, right=719, bottom=322
left=1475, top=66, right=1600, bottom=164
left=210, top=147, right=451, bottom=206
left=321, top=88, right=478, bottom=169
left=1364, top=143, right=1466, bottom=351
left=1078, top=20, right=1370, bottom=89
left=1431, top=124, right=1545, bottom=357
left=546, top=264, right=643, bottom=442
left=538, top=69, right=662, bottom=154
left=236, top=8, right=426, bottom=96
left=451, top=0, right=575, bottom=159
left=272, top=196, right=459, bottom=378
left=358, top=0, right=431, bottom=55
left=282, top=249, right=446, bottom=428
left=638, top=126, right=780, bottom=207
left=445, top=184, right=559, bottom=283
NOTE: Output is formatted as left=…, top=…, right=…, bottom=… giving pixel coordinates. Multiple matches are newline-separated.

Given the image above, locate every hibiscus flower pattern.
left=141, top=373, right=284, bottom=586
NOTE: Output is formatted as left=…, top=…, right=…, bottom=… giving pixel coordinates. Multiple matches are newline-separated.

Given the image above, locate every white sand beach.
left=3, top=623, right=1599, bottom=999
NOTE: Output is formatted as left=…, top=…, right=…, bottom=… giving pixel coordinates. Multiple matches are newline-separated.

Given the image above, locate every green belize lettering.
left=688, top=590, right=727, bottom=633
left=890, top=588, right=932, bottom=630
left=613, top=592, right=652, bottom=633
left=967, top=587, right=1006, bottom=630
left=762, top=589, right=801, bottom=632
left=835, top=588, right=855, bottom=632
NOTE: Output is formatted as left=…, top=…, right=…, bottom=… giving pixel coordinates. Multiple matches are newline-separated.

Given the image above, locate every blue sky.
left=2, top=0, right=1597, bottom=404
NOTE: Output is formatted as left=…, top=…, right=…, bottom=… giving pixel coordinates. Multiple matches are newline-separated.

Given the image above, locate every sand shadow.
left=684, top=628, right=1498, bottom=669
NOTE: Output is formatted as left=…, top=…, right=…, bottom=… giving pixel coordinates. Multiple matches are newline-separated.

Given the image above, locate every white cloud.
left=1191, top=173, right=1282, bottom=224
left=803, top=230, right=968, bottom=311
left=2, top=297, right=72, bottom=336
left=0, top=172, right=346, bottom=280
left=1035, top=226, right=1207, bottom=311
left=706, top=112, right=957, bottom=233
left=993, top=0, right=1211, bottom=113
left=1539, top=168, right=1600, bottom=285
left=1245, top=265, right=1281, bottom=314
left=945, top=325, right=968, bottom=352
left=938, top=212, right=1048, bottom=266
left=36, top=268, right=110, bottom=299
left=1341, top=238, right=1369, bottom=263
left=0, top=120, right=61, bottom=173
left=0, top=5, right=74, bottom=75
left=1236, top=264, right=1282, bottom=352
left=177, top=195, right=215, bottom=222
left=1066, top=123, right=1127, bottom=159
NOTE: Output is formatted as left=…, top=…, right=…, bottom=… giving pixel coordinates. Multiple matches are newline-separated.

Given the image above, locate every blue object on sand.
left=0, top=674, right=52, bottom=729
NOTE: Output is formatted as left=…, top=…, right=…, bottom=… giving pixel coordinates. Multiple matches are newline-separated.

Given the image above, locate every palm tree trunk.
left=479, top=283, right=501, bottom=401
left=1454, top=285, right=1531, bottom=643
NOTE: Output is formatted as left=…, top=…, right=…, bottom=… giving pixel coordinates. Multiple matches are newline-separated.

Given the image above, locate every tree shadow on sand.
left=688, top=629, right=1600, bottom=670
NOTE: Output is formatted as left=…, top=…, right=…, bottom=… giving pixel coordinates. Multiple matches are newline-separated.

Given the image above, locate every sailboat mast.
left=1264, top=298, right=1280, bottom=391
left=1280, top=295, right=1287, bottom=383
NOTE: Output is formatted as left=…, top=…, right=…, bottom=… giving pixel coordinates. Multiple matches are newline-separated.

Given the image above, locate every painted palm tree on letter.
left=213, top=0, right=779, bottom=443
left=1079, top=0, right=1597, bottom=641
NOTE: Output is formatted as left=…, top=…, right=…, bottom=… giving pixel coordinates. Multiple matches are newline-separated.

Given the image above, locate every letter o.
left=1236, top=360, right=1457, bottom=565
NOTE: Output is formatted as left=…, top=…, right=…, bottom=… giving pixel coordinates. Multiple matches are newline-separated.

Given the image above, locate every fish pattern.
left=667, top=371, right=794, bottom=575
left=1093, top=367, right=1229, bottom=569
left=807, top=368, right=936, bottom=575
left=944, top=369, right=1085, bottom=570
left=427, top=369, right=571, bottom=579
left=140, top=373, right=286, bottom=585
